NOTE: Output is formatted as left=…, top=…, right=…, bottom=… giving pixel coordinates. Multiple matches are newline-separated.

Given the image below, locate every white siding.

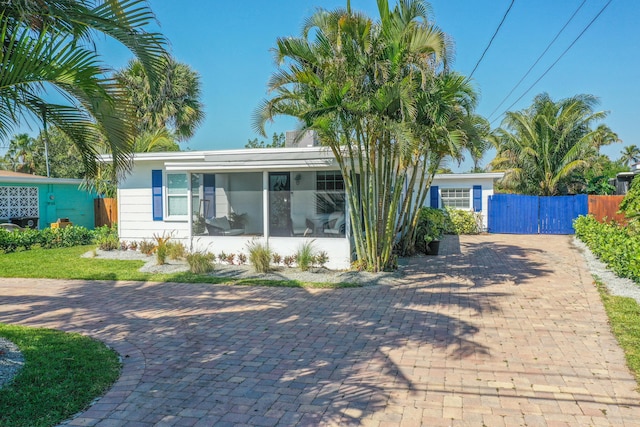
left=118, top=161, right=190, bottom=242
left=428, top=175, right=500, bottom=230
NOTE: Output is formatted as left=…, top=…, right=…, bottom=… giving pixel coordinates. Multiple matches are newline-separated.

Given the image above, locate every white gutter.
left=0, top=176, right=84, bottom=185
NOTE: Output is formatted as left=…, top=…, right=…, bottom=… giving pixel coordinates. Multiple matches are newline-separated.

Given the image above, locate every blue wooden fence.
left=488, top=194, right=588, bottom=234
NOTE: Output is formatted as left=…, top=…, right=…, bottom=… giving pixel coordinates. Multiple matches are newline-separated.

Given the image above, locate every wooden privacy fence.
left=588, top=195, right=626, bottom=224
left=94, top=198, right=118, bottom=228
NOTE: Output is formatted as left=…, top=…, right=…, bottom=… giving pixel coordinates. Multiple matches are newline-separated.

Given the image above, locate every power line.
left=487, top=0, right=587, bottom=121
left=490, top=0, right=613, bottom=126
left=469, top=0, right=516, bottom=79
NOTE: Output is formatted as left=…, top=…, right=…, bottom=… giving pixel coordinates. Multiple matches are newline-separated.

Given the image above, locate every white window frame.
left=440, top=188, right=471, bottom=209
left=316, top=171, right=346, bottom=215
left=165, top=172, right=189, bottom=220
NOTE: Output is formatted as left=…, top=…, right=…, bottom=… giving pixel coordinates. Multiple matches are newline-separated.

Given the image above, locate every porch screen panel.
left=203, top=174, right=215, bottom=218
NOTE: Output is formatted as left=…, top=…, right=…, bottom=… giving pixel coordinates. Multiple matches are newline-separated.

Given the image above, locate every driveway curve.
left=0, top=234, right=639, bottom=426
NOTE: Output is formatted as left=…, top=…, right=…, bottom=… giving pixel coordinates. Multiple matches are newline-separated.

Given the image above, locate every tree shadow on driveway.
left=0, top=235, right=559, bottom=425
left=403, top=234, right=554, bottom=288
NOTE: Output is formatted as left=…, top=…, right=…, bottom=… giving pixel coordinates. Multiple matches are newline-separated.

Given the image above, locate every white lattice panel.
left=0, top=186, right=39, bottom=219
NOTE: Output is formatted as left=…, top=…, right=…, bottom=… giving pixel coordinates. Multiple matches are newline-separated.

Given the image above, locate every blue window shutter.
left=430, top=186, right=439, bottom=208
left=152, top=170, right=163, bottom=221
left=473, top=185, right=482, bottom=212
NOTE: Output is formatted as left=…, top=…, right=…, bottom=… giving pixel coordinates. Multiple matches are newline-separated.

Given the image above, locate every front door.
left=269, top=172, right=291, bottom=237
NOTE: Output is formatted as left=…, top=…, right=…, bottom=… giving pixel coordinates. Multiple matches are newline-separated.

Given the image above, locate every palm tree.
left=620, top=145, right=640, bottom=167
left=115, top=58, right=205, bottom=141
left=255, top=0, right=474, bottom=270
left=463, top=114, right=491, bottom=172
left=4, top=133, right=37, bottom=173
left=591, top=124, right=621, bottom=151
left=490, top=93, right=609, bottom=196
left=396, top=71, right=478, bottom=254
left=133, top=128, right=180, bottom=153
left=0, top=0, right=167, bottom=178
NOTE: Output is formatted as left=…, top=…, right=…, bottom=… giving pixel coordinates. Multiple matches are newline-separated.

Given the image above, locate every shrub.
left=186, top=251, right=215, bottom=274
left=283, top=255, right=295, bottom=268
left=55, top=225, right=94, bottom=247
left=93, top=225, right=119, bottom=251
left=225, top=253, right=236, bottom=265
left=247, top=240, right=271, bottom=273
left=166, top=241, right=186, bottom=260
left=129, top=241, right=138, bottom=251
left=0, top=228, right=32, bottom=252
left=237, top=253, right=247, bottom=264
left=620, top=175, right=640, bottom=230
left=445, top=208, right=482, bottom=235
left=296, top=240, right=315, bottom=272
left=351, top=258, right=367, bottom=271
left=314, top=251, right=329, bottom=268
left=574, top=215, right=640, bottom=283
left=139, top=240, right=155, bottom=255
left=217, top=252, right=227, bottom=263
left=153, top=232, right=172, bottom=265
left=0, top=225, right=95, bottom=253
left=415, top=208, right=448, bottom=254
left=272, top=253, right=282, bottom=265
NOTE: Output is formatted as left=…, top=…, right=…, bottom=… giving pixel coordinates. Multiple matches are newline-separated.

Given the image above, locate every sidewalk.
left=0, top=234, right=638, bottom=426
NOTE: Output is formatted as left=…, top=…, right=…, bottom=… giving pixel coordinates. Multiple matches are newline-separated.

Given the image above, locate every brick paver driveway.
left=1, top=234, right=639, bottom=426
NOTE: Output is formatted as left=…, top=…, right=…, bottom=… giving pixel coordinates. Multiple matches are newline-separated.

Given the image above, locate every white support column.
left=187, top=172, right=193, bottom=251
left=263, top=171, right=269, bottom=241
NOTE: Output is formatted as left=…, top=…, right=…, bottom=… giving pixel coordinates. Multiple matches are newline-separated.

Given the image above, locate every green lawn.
left=0, top=324, right=120, bottom=427
left=595, top=277, right=640, bottom=386
left=0, top=245, right=359, bottom=288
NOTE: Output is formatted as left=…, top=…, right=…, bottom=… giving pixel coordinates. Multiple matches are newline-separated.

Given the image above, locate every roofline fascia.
left=0, top=176, right=84, bottom=185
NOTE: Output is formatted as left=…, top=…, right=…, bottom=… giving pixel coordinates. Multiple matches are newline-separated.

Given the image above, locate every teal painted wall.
left=0, top=181, right=97, bottom=229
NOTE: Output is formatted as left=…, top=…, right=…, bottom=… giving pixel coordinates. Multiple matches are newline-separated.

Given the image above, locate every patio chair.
left=291, top=214, right=314, bottom=236
left=323, top=211, right=345, bottom=236
left=204, top=216, right=245, bottom=236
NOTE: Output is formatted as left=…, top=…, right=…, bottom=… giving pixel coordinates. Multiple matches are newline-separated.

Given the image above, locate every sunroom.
left=117, top=147, right=353, bottom=269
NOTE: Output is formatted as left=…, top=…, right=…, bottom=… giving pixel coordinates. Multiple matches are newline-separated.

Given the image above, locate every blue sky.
left=12, top=0, right=640, bottom=171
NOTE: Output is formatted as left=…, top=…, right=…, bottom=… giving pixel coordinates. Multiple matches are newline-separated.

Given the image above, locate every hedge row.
left=574, top=215, right=640, bottom=284
left=0, top=225, right=115, bottom=254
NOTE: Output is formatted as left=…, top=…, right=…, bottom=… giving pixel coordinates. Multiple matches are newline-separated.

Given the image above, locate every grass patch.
left=0, top=324, right=120, bottom=427
left=0, top=246, right=360, bottom=288
left=594, top=277, right=640, bottom=386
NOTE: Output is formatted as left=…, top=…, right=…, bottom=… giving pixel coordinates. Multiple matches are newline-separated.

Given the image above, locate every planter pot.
left=426, top=239, right=440, bottom=255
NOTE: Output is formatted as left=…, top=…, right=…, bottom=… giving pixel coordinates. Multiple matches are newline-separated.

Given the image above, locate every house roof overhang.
left=433, top=172, right=505, bottom=180
left=104, top=147, right=340, bottom=172
left=0, top=170, right=83, bottom=185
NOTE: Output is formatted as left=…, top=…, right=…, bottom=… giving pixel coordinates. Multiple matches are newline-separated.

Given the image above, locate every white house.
left=115, top=147, right=502, bottom=269
left=427, top=173, right=504, bottom=230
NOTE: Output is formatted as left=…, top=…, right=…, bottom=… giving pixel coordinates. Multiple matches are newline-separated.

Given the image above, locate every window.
left=167, top=173, right=188, bottom=217
left=440, top=188, right=470, bottom=209
left=316, top=171, right=345, bottom=214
